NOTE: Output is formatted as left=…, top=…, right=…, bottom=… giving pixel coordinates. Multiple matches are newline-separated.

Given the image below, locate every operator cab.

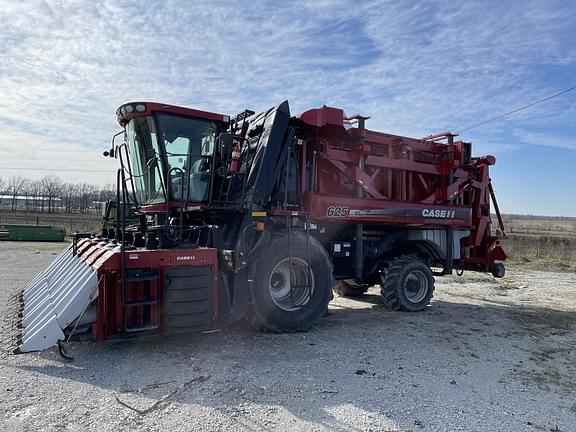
left=116, top=102, right=229, bottom=210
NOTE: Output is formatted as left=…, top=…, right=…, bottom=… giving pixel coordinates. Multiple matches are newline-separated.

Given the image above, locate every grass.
left=500, top=215, right=576, bottom=272
left=503, top=215, right=576, bottom=238
left=507, top=258, right=576, bottom=273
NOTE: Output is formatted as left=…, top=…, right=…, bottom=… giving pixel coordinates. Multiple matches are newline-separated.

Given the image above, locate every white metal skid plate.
left=16, top=247, right=99, bottom=353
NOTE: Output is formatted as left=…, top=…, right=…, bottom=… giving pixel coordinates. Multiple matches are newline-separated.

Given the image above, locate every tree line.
left=0, top=175, right=116, bottom=213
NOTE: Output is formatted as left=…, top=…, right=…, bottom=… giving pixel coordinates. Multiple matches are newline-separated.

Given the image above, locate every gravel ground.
left=1, top=242, right=575, bottom=432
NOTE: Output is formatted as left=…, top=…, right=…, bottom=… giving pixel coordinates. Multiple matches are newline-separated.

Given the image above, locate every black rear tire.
left=334, top=280, right=369, bottom=297
left=380, top=255, right=434, bottom=312
left=247, top=232, right=334, bottom=332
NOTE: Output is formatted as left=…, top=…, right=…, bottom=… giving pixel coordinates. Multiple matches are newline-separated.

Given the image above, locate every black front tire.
left=491, top=262, right=505, bottom=278
left=247, top=232, right=334, bottom=332
left=334, top=280, right=369, bottom=297
left=380, top=255, right=435, bottom=312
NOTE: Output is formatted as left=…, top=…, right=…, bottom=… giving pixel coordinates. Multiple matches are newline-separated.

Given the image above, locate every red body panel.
left=116, top=101, right=228, bottom=126
left=296, top=106, right=506, bottom=270
left=73, top=239, right=219, bottom=342
left=305, top=193, right=471, bottom=227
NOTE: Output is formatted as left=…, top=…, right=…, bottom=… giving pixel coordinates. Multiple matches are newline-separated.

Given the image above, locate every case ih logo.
left=176, top=255, right=195, bottom=261
left=422, top=209, right=456, bottom=218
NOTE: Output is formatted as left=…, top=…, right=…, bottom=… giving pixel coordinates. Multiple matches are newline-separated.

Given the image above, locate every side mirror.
left=103, top=148, right=115, bottom=158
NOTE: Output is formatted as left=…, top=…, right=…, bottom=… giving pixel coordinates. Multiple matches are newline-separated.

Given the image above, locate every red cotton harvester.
left=3, top=100, right=506, bottom=356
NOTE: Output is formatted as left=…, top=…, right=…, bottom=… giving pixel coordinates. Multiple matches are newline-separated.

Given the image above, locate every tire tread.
left=380, top=255, right=434, bottom=312
left=248, top=231, right=334, bottom=332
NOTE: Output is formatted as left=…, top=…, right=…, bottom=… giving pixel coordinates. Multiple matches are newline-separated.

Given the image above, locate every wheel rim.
left=403, top=270, right=429, bottom=303
left=268, top=257, right=314, bottom=311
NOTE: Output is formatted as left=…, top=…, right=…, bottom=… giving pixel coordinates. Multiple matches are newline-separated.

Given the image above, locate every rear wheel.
left=380, top=255, right=434, bottom=312
left=247, top=232, right=334, bottom=332
left=334, top=279, right=369, bottom=297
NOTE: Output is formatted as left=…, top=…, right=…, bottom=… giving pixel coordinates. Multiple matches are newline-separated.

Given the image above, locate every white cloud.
left=0, top=0, right=574, bottom=187
left=512, top=129, right=576, bottom=151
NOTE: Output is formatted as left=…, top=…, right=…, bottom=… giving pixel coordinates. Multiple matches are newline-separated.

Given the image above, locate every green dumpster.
left=0, top=224, right=66, bottom=242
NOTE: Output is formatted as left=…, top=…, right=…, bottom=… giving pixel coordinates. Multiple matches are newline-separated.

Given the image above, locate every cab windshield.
left=157, top=114, right=218, bottom=202
left=126, top=114, right=219, bottom=206
left=126, top=116, right=165, bottom=205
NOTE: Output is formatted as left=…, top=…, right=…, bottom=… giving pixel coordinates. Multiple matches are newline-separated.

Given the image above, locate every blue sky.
left=0, top=0, right=574, bottom=216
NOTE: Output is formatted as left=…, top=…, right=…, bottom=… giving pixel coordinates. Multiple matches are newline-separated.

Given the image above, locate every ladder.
left=122, top=269, right=161, bottom=333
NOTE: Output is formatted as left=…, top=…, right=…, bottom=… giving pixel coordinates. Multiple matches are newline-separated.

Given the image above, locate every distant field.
left=500, top=215, right=576, bottom=272
left=503, top=215, right=576, bottom=238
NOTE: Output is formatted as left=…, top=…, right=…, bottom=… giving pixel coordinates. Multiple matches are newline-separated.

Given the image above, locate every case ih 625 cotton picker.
left=4, top=100, right=506, bottom=356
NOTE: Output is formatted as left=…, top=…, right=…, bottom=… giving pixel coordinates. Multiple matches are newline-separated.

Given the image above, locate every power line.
left=0, top=149, right=106, bottom=154
left=0, top=157, right=115, bottom=163
left=457, top=85, right=576, bottom=134
left=0, top=166, right=115, bottom=173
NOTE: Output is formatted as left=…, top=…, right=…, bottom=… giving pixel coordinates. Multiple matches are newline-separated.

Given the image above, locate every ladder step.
left=125, top=324, right=160, bottom=333
left=125, top=273, right=159, bottom=282
left=125, top=300, right=160, bottom=307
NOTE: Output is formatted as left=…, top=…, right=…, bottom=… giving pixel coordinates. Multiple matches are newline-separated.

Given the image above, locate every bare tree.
left=99, top=183, right=116, bottom=205
left=41, top=175, right=63, bottom=213
left=21, top=179, right=34, bottom=211
left=0, top=176, right=5, bottom=207
left=78, top=183, right=97, bottom=214
left=0, top=175, right=118, bottom=214
left=61, top=182, right=79, bottom=213
left=7, top=175, right=25, bottom=211
left=29, top=180, right=43, bottom=211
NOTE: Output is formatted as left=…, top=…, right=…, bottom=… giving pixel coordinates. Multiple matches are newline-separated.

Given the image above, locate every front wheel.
left=380, top=255, right=435, bottom=312
left=491, top=262, right=505, bottom=278
left=247, top=232, right=334, bottom=332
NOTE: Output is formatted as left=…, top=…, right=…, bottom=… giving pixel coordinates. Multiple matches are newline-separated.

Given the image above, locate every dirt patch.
left=1, top=243, right=576, bottom=431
